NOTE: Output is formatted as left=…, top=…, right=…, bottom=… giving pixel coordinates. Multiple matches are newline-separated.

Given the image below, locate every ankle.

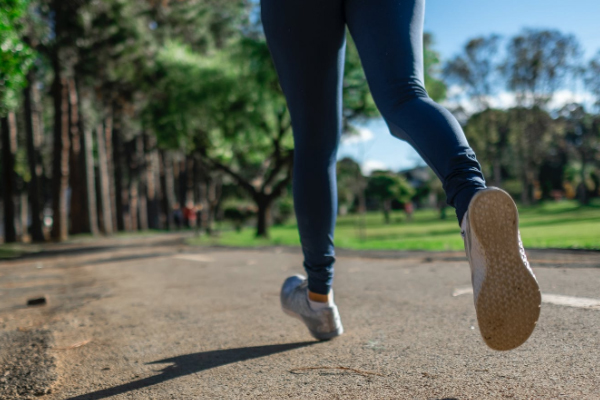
left=308, top=290, right=333, bottom=311
left=308, top=290, right=331, bottom=303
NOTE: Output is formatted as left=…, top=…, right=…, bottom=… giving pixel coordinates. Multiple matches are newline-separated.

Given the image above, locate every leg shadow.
left=65, top=341, right=315, bottom=400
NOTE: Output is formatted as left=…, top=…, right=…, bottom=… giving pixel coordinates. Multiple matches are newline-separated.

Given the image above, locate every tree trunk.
left=136, top=135, right=148, bottom=231
left=186, top=156, right=195, bottom=205
left=50, top=70, right=70, bottom=241
left=79, top=92, right=99, bottom=235
left=112, top=109, right=127, bottom=231
left=1, top=113, right=18, bottom=243
left=103, top=112, right=118, bottom=231
left=520, top=169, right=531, bottom=205
left=492, top=158, right=502, bottom=188
left=20, top=192, right=28, bottom=240
left=96, top=123, right=113, bottom=234
left=357, top=189, right=366, bottom=241
left=382, top=199, right=391, bottom=224
left=206, top=174, right=222, bottom=234
left=145, top=135, right=161, bottom=229
left=173, top=157, right=182, bottom=208
left=159, top=150, right=175, bottom=230
left=578, top=162, right=588, bottom=205
left=126, top=139, right=139, bottom=231
left=23, top=71, right=45, bottom=242
left=67, top=78, right=89, bottom=234
left=255, top=197, right=272, bottom=238
left=193, top=156, right=201, bottom=236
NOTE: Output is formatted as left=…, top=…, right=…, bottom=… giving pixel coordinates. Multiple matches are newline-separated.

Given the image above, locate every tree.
left=586, top=51, right=600, bottom=111
left=22, top=68, right=46, bottom=241
left=463, top=108, right=510, bottom=187
left=342, top=34, right=379, bottom=129
left=445, top=35, right=509, bottom=186
left=503, top=29, right=581, bottom=108
left=1, top=0, right=33, bottom=242
left=366, top=172, right=414, bottom=224
left=445, top=35, right=502, bottom=110
left=423, top=33, right=448, bottom=102
left=557, top=103, right=600, bottom=204
left=502, top=29, right=580, bottom=203
left=1, top=112, right=18, bottom=242
left=146, top=29, right=377, bottom=237
left=336, top=157, right=365, bottom=215
left=46, top=0, right=91, bottom=241
left=507, top=106, right=555, bottom=204
left=0, top=0, right=34, bottom=115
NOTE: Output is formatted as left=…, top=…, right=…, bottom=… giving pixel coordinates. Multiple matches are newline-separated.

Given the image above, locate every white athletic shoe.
left=461, top=187, right=542, bottom=351
left=280, top=275, right=344, bottom=341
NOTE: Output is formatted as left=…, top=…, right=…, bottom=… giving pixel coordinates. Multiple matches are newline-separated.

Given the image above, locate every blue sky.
left=337, top=0, right=600, bottom=174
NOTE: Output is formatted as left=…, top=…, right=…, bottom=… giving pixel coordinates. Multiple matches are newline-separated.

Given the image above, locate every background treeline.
left=0, top=0, right=383, bottom=242
left=445, top=32, right=600, bottom=207
left=338, top=31, right=600, bottom=225
left=1, top=0, right=599, bottom=243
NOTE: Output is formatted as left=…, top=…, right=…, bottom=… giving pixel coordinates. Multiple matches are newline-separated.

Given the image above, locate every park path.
left=1, top=233, right=600, bottom=399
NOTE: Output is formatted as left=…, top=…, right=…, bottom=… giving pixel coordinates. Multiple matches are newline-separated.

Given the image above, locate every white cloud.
left=444, top=87, right=596, bottom=114
left=548, top=90, right=595, bottom=110
left=361, top=160, right=388, bottom=176
left=341, top=127, right=374, bottom=145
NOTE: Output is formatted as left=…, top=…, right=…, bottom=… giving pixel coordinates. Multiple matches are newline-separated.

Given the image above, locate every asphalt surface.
left=1, top=234, right=600, bottom=399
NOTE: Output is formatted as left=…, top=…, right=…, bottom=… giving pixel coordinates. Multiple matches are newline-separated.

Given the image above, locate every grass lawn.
left=189, top=199, right=600, bottom=251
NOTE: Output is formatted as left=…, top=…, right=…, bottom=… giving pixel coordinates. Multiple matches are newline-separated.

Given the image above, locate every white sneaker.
left=280, top=275, right=344, bottom=341
left=461, top=187, right=542, bottom=351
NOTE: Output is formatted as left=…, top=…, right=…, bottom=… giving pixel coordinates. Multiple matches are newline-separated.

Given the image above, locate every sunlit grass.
left=189, top=200, right=600, bottom=251
left=1, top=200, right=597, bottom=259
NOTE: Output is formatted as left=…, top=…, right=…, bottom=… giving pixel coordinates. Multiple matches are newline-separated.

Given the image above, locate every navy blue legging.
left=261, top=0, right=486, bottom=295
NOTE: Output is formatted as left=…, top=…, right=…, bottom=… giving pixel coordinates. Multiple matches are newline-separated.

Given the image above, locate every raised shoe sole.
left=281, top=306, right=344, bottom=341
left=469, top=188, right=542, bottom=351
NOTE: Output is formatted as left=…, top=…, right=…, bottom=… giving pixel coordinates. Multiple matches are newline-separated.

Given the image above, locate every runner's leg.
left=261, top=0, right=346, bottom=295
left=344, top=0, right=486, bottom=223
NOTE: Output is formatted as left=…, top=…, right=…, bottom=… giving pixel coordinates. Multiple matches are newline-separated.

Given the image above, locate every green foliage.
left=0, top=0, right=34, bottom=115
left=367, top=172, right=414, bottom=204
left=147, top=37, right=291, bottom=165
left=223, top=204, right=255, bottom=232
left=273, top=195, right=294, bottom=225
left=464, top=108, right=511, bottom=180
left=423, top=33, right=446, bottom=102
left=148, top=0, right=250, bottom=53
left=343, top=35, right=378, bottom=124
left=557, top=103, right=600, bottom=203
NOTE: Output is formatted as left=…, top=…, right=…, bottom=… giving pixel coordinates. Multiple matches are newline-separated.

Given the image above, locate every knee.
left=374, top=78, right=429, bottom=115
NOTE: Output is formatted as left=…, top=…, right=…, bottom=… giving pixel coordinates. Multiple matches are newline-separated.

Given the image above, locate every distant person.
left=403, top=201, right=414, bottom=221
left=262, top=0, right=541, bottom=350
left=172, top=203, right=183, bottom=230
left=183, top=201, right=197, bottom=228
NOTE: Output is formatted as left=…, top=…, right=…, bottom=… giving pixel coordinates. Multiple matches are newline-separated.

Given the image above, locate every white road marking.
left=541, top=294, right=600, bottom=309
left=173, top=254, right=214, bottom=263
left=452, top=286, right=600, bottom=310
left=452, top=287, right=474, bottom=297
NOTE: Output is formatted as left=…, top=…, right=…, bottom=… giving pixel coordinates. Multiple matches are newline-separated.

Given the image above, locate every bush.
left=273, top=196, right=294, bottom=225
left=223, top=206, right=256, bottom=232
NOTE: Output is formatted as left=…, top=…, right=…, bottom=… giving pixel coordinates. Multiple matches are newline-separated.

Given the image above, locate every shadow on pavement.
left=64, top=341, right=316, bottom=400
left=6, top=237, right=187, bottom=262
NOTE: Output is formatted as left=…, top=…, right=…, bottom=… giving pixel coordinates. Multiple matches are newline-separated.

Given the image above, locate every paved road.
left=1, top=234, right=600, bottom=399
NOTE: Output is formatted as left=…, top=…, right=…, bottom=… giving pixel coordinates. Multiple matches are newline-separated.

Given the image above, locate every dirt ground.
left=1, top=233, right=599, bottom=399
